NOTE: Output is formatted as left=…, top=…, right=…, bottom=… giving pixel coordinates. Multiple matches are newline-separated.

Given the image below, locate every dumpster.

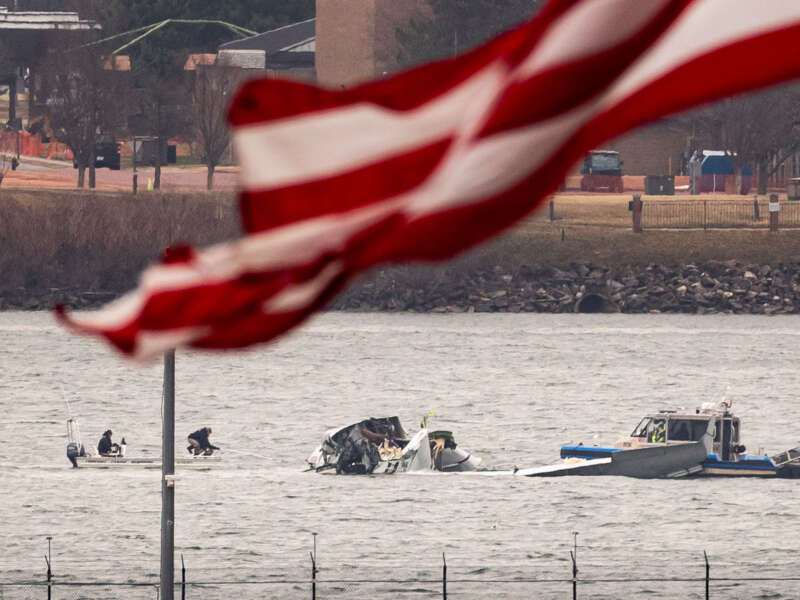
left=644, top=175, right=675, bottom=195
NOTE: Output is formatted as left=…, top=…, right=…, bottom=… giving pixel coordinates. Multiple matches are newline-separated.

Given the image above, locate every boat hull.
left=75, top=456, right=221, bottom=469
left=522, top=440, right=709, bottom=478
left=560, top=447, right=783, bottom=477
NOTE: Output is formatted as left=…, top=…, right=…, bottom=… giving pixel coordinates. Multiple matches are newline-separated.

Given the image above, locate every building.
left=217, top=18, right=316, bottom=81
left=315, top=0, right=428, bottom=86
left=0, top=7, right=98, bottom=127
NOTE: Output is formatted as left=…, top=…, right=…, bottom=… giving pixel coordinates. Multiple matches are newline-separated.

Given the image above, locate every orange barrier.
left=0, top=130, right=45, bottom=158
left=45, top=141, right=73, bottom=161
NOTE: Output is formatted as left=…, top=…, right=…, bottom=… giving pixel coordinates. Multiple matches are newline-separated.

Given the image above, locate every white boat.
left=535, top=400, right=800, bottom=478
left=66, top=415, right=220, bottom=469
left=73, top=454, right=221, bottom=469
left=306, top=416, right=481, bottom=474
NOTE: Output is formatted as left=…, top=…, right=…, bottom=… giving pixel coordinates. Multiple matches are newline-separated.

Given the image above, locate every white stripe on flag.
left=133, top=327, right=212, bottom=363
left=234, top=67, right=504, bottom=191
left=604, top=0, right=800, bottom=107
left=262, top=260, right=344, bottom=313
left=518, top=0, right=673, bottom=77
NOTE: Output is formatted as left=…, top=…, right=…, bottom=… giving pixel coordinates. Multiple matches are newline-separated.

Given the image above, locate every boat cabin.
left=628, top=404, right=743, bottom=461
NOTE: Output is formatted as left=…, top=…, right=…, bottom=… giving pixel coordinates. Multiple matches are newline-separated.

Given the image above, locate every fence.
left=4, top=550, right=800, bottom=600
left=639, top=196, right=800, bottom=230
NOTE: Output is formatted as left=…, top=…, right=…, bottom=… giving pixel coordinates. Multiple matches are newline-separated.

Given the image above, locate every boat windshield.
left=631, top=417, right=651, bottom=438
left=667, top=418, right=710, bottom=441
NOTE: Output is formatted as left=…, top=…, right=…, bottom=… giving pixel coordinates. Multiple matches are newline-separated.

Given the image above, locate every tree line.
left=4, top=0, right=313, bottom=189
left=3, top=0, right=798, bottom=192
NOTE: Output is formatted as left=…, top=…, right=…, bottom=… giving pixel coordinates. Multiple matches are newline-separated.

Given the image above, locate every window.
left=631, top=418, right=651, bottom=438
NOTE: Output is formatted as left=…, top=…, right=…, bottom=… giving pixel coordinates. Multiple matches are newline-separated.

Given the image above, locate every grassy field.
left=492, top=192, right=800, bottom=268
left=2, top=189, right=799, bottom=297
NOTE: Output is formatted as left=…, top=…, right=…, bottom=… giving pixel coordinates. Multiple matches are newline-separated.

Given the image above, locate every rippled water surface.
left=1, top=312, right=798, bottom=599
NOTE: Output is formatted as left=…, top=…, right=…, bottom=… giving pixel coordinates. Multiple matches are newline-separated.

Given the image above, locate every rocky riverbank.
left=331, top=260, right=800, bottom=315
left=4, top=260, right=800, bottom=315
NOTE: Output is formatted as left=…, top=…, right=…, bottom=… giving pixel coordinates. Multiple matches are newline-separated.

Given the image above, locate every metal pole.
left=704, top=550, right=709, bottom=600
left=442, top=552, right=447, bottom=600
left=311, top=532, right=317, bottom=600
left=45, top=536, right=52, bottom=600
left=310, top=552, right=316, bottom=600
left=572, top=532, right=578, bottom=600
left=753, top=195, right=759, bottom=220
left=549, top=197, right=555, bottom=221
left=161, top=350, right=176, bottom=600
left=181, top=554, right=185, bottom=600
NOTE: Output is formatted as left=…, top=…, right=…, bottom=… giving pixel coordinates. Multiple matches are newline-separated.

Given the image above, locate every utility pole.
left=161, top=350, right=176, bottom=600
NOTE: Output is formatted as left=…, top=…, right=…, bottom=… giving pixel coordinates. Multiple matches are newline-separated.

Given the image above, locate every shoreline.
left=5, top=260, right=799, bottom=315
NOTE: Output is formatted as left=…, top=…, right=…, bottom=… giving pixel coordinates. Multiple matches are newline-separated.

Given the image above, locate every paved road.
left=3, top=158, right=240, bottom=191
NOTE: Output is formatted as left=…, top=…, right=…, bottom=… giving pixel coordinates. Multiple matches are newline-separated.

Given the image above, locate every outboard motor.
left=66, top=441, right=80, bottom=468
left=66, top=417, right=84, bottom=468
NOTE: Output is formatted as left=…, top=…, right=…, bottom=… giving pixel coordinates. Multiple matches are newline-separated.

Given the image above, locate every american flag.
left=59, top=0, right=800, bottom=361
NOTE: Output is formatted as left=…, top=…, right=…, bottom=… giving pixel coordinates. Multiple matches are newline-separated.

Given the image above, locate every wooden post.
left=769, top=193, right=779, bottom=232
left=631, top=193, right=642, bottom=232
left=753, top=195, right=759, bottom=220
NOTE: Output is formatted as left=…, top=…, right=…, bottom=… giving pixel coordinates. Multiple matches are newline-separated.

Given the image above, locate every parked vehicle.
left=72, top=133, right=121, bottom=170
left=580, top=150, right=624, bottom=192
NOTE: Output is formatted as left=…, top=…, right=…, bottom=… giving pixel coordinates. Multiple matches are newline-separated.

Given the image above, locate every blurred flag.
left=58, top=0, right=800, bottom=360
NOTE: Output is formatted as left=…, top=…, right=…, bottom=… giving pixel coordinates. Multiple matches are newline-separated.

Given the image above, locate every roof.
left=0, top=7, right=99, bottom=30
left=219, top=18, right=315, bottom=54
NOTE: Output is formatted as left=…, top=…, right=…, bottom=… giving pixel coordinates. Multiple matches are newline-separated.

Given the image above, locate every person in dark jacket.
left=187, top=427, right=219, bottom=455
left=97, top=430, right=120, bottom=456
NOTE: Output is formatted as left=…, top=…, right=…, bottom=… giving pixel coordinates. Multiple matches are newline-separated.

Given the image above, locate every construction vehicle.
left=580, top=150, right=624, bottom=192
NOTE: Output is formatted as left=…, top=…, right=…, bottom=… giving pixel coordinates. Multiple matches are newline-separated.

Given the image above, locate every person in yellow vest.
left=649, top=420, right=666, bottom=443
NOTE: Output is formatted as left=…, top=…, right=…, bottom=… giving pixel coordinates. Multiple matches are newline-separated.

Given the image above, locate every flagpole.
left=161, top=349, right=175, bottom=600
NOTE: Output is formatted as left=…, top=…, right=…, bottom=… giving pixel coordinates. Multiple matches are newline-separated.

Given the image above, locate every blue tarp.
left=700, top=154, right=752, bottom=175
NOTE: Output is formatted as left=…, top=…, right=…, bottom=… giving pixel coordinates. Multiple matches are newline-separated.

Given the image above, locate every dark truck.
left=73, top=133, right=121, bottom=170
left=580, top=150, right=623, bottom=192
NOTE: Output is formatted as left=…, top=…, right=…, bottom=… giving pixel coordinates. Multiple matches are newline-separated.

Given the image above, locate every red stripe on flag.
left=239, top=139, right=451, bottom=232
left=227, top=0, right=576, bottom=127
left=479, top=0, right=693, bottom=137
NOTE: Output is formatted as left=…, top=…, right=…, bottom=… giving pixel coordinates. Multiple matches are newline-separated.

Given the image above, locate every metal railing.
left=641, top=198, right=800, bottom=229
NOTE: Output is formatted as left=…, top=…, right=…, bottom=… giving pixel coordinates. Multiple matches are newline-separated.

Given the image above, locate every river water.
left=1, top=311, right=798, bottom=599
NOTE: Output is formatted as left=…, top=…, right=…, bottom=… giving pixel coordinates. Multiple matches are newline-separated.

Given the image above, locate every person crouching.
left=187, top=427, right=220, bottom=456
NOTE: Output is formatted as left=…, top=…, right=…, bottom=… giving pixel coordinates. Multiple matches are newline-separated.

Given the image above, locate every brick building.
left=315, top=0, right=427, bottom=86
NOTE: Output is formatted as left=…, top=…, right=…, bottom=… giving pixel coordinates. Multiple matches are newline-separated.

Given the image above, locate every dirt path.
left=2, top=163, right=239, bottom=192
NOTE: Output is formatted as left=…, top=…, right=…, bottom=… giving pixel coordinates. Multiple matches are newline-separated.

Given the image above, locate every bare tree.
left=37, top=36, right=124, bottom=188
left=191, top=64, right=242, bottom=190
left=693, top=85, right=800, bottom=194
left=0, top=126, right=16, bottom=186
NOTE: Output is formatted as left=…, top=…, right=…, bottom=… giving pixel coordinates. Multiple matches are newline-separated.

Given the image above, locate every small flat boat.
left=306, top=416, right=481, bottom=474
left=66, top=416, right=220, bottom=469
left=552, top=401, right=800, bottom=478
